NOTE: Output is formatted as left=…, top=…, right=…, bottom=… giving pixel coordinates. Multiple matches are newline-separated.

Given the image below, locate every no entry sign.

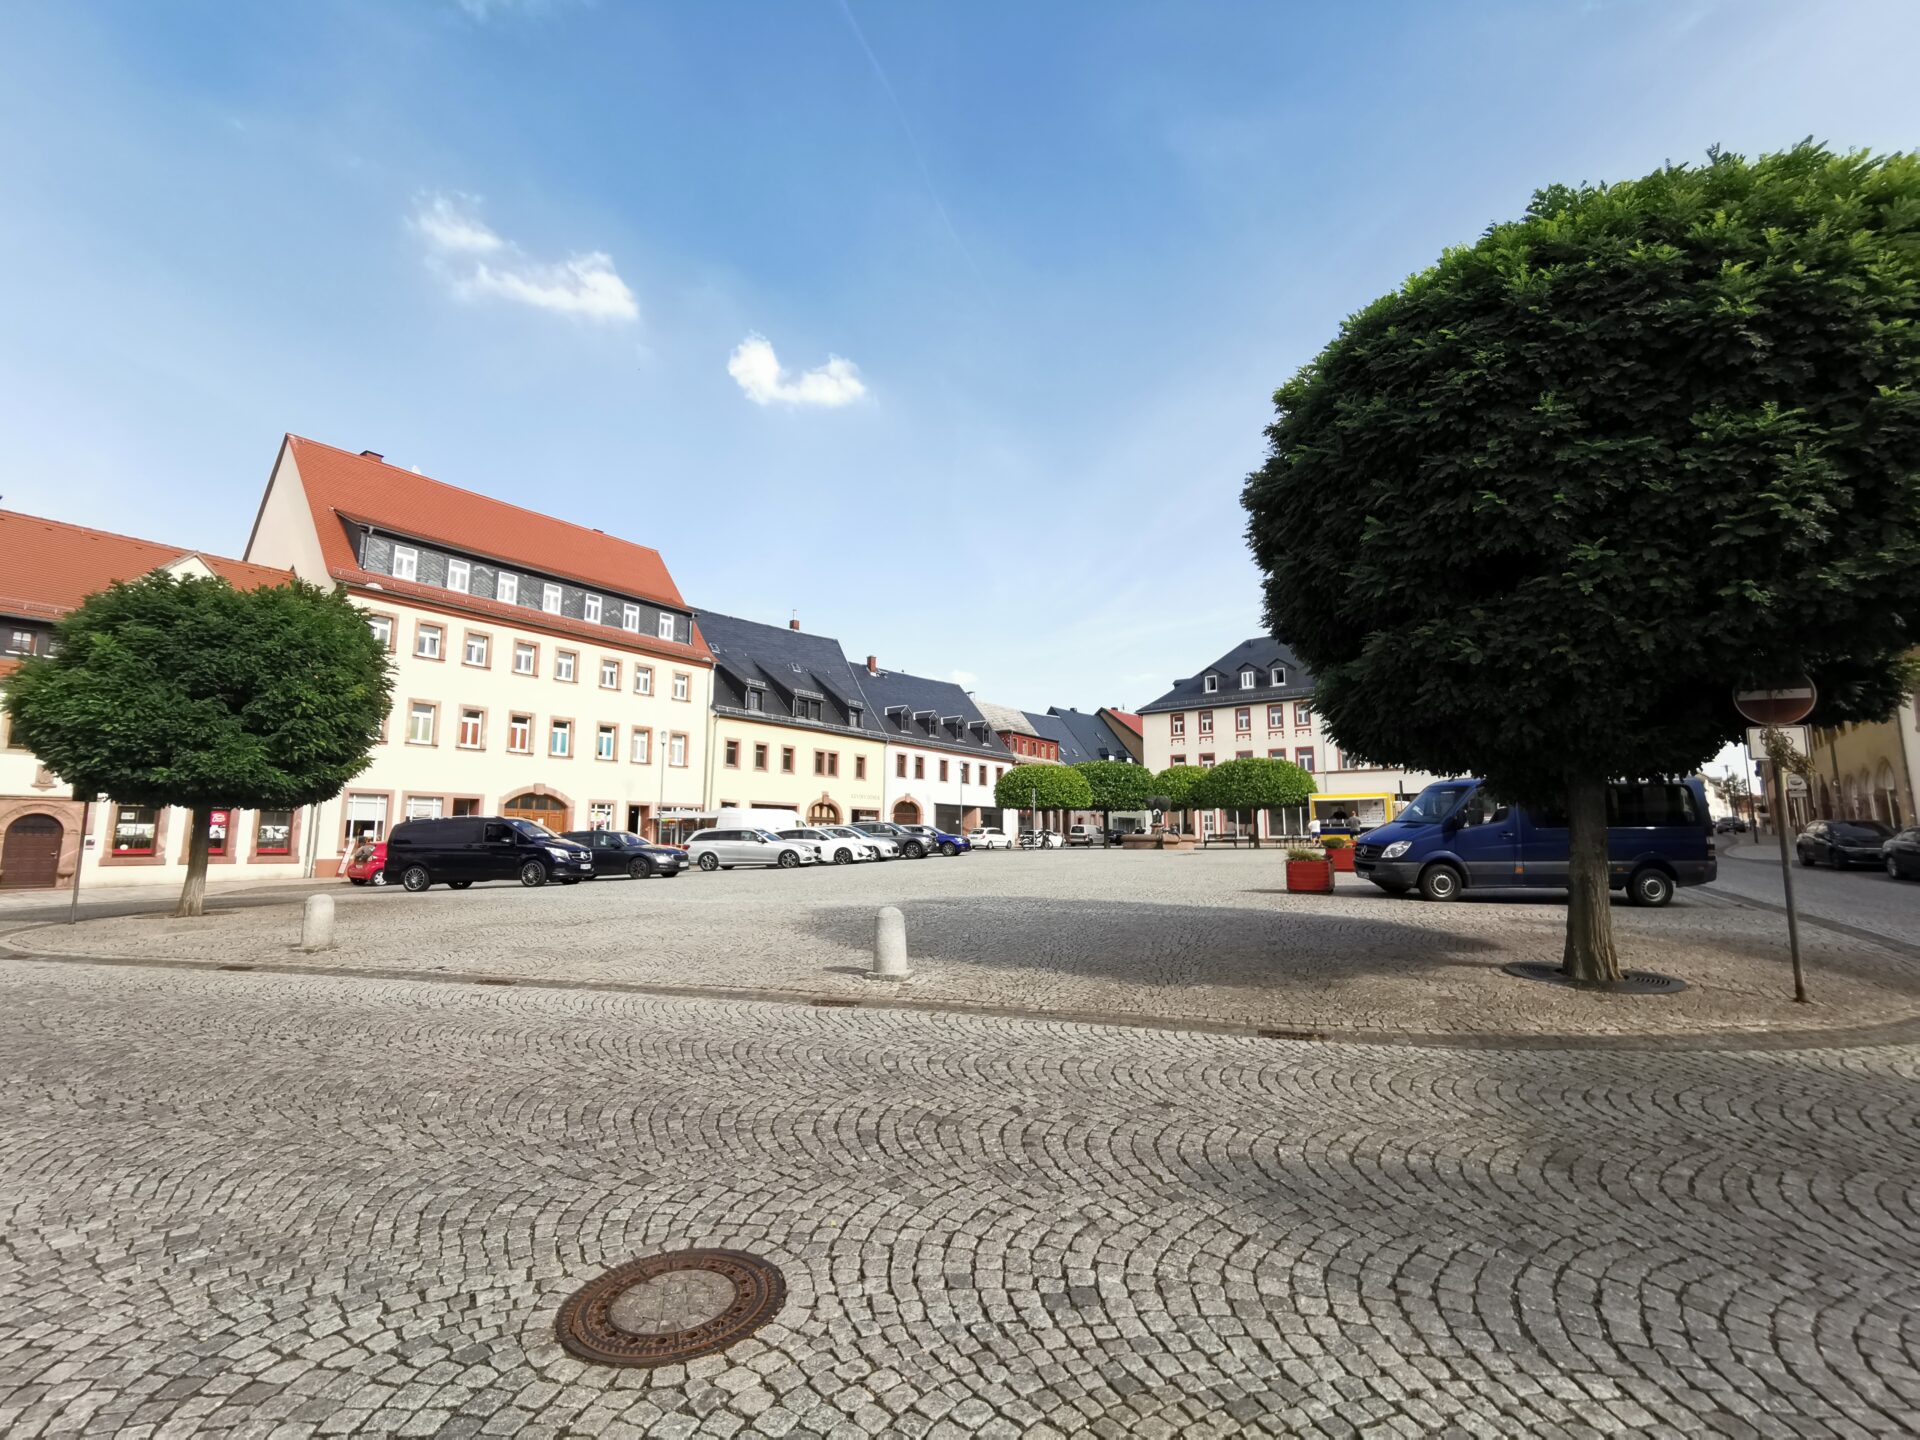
left=1733, top=681, right=1816, bottom=726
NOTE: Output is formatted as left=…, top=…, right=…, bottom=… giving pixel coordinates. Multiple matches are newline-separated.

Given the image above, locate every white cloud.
left=949, top=670, right=978, bottom=689
left=409, top=192, right=638, bottom=323
left=727, top=333, right=867, bottom=408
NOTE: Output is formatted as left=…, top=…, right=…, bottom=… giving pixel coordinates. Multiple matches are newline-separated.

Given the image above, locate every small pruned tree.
left=1075, top=760, right=1155, bottom=833
left=3, top=572, right=393, bottom=917
left=995, top=763, right=1093, bottom=833
left=1245, top=143, right=1920, bottom=982
left=1153, top=764, right=1206, bottom=834
left=1190, top=758, right=1315, bottom=848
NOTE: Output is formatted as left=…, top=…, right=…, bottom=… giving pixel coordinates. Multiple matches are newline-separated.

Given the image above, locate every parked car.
left=686, top=828, right=817, bottom=871
left=776, top=827, right=873, bottom=865
left=818, top=824, right=896, bottom=860
left=343, top=839, right=388, bottom=885
left=969, top=827, right=1013, bottom=850
left=561, top=829, right=688, bottom=879
left=1066, top=824, right=1104, bottom=847
left=853, top=821, right=931, bottom=859
left=1796, top=819, right=1896, bottom=869
left=384, top=816, right=595, bottom=891
left=1352, top=778, right=1715, bottom=907
left=1883, top=826, right=1920, bottom=880
left=1713, top=816, right=1749, bottom=834
left=897, top=823, right=969, bottom=856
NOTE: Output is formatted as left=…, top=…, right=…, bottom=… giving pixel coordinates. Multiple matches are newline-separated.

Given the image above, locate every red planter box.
left=1324, top=845, right=1355, bottom=872
left=1287, top=859, right=1336, bottom=893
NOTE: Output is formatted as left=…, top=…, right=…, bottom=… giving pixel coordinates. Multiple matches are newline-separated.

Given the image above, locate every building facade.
left=1137, top=638, right=1442, bottom=837
left=1808, top=691, right=1920, bottom=830
left=862, top=661, right=1016, bottom=833
left=244, top=435, right=715, bottom=867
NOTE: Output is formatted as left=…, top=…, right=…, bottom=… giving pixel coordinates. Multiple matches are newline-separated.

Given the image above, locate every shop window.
left=255, top=810, right=293, bottom=856
left=111, top=805, right=157, bottom=856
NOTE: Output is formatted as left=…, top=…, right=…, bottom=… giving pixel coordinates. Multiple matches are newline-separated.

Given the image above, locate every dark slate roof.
left=860, top=667, right=1014, bottom=759
left=1137, top=638, right=1317, bottom=714
left=1044, top=707, right=1141, bottom=765
left=694, top=610, right=886, bottom=738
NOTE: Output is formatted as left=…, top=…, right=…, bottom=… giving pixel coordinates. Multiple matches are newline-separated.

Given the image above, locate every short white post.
left=301, top=893, right=335, bottom=953
left=870, top=905, right=910, bottom=981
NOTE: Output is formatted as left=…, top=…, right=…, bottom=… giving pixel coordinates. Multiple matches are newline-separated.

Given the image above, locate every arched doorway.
left=808, top=800, right=840, bottom=825
left=2, top=814, right=64, bottom=889
left=891, top=799, right=921, bottom=824
left=502, top=791, right=570, bottom=830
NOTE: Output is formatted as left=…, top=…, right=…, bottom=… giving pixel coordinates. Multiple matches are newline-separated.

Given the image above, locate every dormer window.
left=542, top=582, right=562, bottom=614
left=497, top=573, right=518, bottom=605
left=657, top=613, right=675, bottom=641
left=1240, top=669, right=1256, bottom=689
left=1202, top=674, right=1218, bottom=694
left=746, top=688, right=764, bottom=713
left=1271, top=666, right=1286, bottom=686
left=622, top=603, right=639, bottom=632
left=584, top=594, right=602, bottom=624
left=392, top=545, right=418, bottom=582
left=446, top=558, right=470, bottom=594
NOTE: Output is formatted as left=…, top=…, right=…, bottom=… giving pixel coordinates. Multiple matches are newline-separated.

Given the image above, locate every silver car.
left=686, top=828, right=817, bottom=872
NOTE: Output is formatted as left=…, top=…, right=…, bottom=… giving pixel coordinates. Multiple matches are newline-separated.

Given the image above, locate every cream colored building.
left=1808, top=689, right=1920, bottom=830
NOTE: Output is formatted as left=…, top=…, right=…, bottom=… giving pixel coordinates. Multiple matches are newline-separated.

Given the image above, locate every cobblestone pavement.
left=2, top=962, right=1917, bottom=1437
left=8, top=851, right=1919, bottom=1043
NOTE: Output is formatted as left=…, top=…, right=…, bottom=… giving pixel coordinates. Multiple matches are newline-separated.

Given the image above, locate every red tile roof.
left=1105, top=709, right=1143, bottom=736
left=284, top=435, right=688, bottom=608
left=0, top=509, right=292, bottom=622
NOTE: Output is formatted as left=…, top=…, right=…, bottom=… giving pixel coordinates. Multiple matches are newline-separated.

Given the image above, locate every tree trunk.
left=1561, top=774, right=1622, bottom=984
left=1251, top=807, right=1262, bottom=849
left=175, top=806, right=212, bottom=918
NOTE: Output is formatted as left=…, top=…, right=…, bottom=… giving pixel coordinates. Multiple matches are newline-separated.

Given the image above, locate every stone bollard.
left=869, top=905, right=910, bottom=981
left=301, top=893, right=335, bottom=953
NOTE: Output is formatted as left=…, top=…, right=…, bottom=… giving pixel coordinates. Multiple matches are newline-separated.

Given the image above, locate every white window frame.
left=513, top=642, right=536, bottom=675
left=508, top=714, right=533, bottom=753
left=405, top=795, right=444, bottom=820
left=550, top=721, right=572, bottom=758
left=555, top=651, right=577, bottom=683
left=414, top=625, right=442, bottom=660
left=1203, top=674, right=1218, bottom=694
left=497, top=573, right=518, bottom=606
left=391, top=545, right=418, bottom=581
left=1240, top=669, right=1255, bottom=689
left=464, top=633, right=489, bottom=667
left=407, top=702, right=436, bottom=746
left=630, top=728, right=651, bottom=764
left=634, top=666, right=653, bottom=696
left=1271, top=666, right=1286, bottom=686
left=367, top=615, right=392, bottom=650
left=596, top=724, right=617, bottom=761
left=622, top=603, right=640, bottom=632
left=668, top=732, right=687, bottom=767
left=657, top=612, right=676, bottom=641
left=447, top=558, right=470, bottom=594
left=542, top=582, right=562, bottom=614
left=600, top=659, right=619, bottom=689
left=672, top=672, right=689, bottom=702
left=458, top=708, right=484, bottom=749
left=584, top=594, right=602, bottom=624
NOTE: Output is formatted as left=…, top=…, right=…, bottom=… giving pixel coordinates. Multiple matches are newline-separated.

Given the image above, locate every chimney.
left=866, top=654, right=878, bottom=675
left=360, top=450, right=384, bottom=462
left=789, top=617, right=801, bottom=631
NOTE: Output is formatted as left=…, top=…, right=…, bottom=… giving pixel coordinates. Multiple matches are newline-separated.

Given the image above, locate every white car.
left=969, top=827, right=1013, bottom=850
left=686, top=828, right=818, bottom=871
left=819, top=824, right=896, bottom=860
left=777, top=827, right=877, bottom=865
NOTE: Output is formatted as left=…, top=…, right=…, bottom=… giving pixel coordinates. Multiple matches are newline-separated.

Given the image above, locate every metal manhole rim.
left=555, top=1247, right=786, bottom=1368
left=1501, top=960, right=1688, bottom=996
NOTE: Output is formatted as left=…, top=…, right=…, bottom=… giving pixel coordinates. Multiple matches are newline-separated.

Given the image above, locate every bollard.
left=869, top=905, right=910, bottom=981
left=301, top=893, right=335, bottom=953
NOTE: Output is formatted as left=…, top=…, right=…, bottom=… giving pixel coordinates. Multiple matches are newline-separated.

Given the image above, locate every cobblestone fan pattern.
left=3, top=963, right=1918, bottom=1437
left=11, top=851, right=1920, bottom=1041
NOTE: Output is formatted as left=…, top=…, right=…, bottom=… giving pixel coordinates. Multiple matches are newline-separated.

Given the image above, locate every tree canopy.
left=1243, top=143, right=1920, bottom=979
left=1190, top=757, right=1316, bottom=812
left=995, top=763, right=1092, bottom=812
left=1152, top=764, right=1207, bottom=810
left=4, top=572, right=393, bottom=915
left=1075, top=760, right=1155, bottom=814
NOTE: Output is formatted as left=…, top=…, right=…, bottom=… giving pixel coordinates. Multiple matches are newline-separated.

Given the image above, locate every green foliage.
left=1075, top=760, right=1155, bottom=813
left=4, top=573, right=393, bottom=809
left=1191, top=757, right=1316, bottom=811
left=1285, top=846, right=1326, bottom=863
left=1243, top=143, right=1920, bottom=805
left=1152, top=765, right=1207, bottom=808
left=1321, top=833, right=1352, bottom=849
left=994, top=763, right=1093, bottom=811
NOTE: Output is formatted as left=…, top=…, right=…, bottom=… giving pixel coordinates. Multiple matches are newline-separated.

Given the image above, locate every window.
left=672, top=673, right=690, bottom=701
left=405, top=796, right=444, bottom=820
left=508, top=714, right=533, bottom=753
left=622, top=603, right=639, bottom=632
left=514, top=642, right=536, bottom=675
left=6, top=628, right=33, bottom=655
left=753, top=744, right=768, bottom=770
left=1170, top=754, right=1188, bottom=766
left=414, top=624, right=443, bottom=660
left=1236, top=750, right=1253, bottom=760
left=1199, top=753, right=1216, bottom=768
left=629, top=728, right=651, bottom=763
left=497, top=573, right=519, bottom=606
left=939, top=760, right=949, bottom=782
left=109, top=804, right=157, bottom=857
left=658, top=613, right=676, bottom=641
left=850, top=706, right=862, bottom=727
left=584, top=594, right=602, bottom=624
left=914, top=756, right=925, bottom=780
left=344, top=794, right=388, bottom=845
left=1235, top=708, right=1251, bottom=733
left=550, top=720, right=572, bottom=757
left=447, top=558, right=471, bottom=594
left=1271, top=666, right=1286, bottom=686
left=854, top=756, right=866, bottom=780
left=596, top=724, right=617, bottom=761
left=600, top=659, right=620, bottom=689
left=1295, top=747, right=1315, bottom=772
left=555, top=651, right=577, bottom=682
left=996, top=767, right=1005, bottom=783
left=1267, top=706, right=1286, bottom=728
left=726, top=740, right=741, bottom=768
left=391, top=545, right=418, bottom=581
left=407, top=702, right=437, bottom=745
left=1240, top=669, right=1255, bottom=689
left=367, top=614, right=393, bottom=651
left=897, top=754, right=907, bottom=778
left=961, top=763, right=970, bottom=785
left=1199, top=713, right=1215, bottom=735
left=747, top=688, right=764, bottom=713
left=827, top=753, right=839, bottom=776
left=451, top=799, right=479, bottom=817
left=634, top=666, right=653, bottom=696
left=1170, top=714, right=1185, bottom=737
left=464, top=633, right=489, bottom=667
left=1203, top=674, right=1218, bottom=694
left=668, top=733, right=687, bottom=767
left=1295, top=703, right=1313, bottom=727
left=781, top=747, right=795, bottom=774
left=255, top=810, right=293, bottom=857
left=458, top=708, right=484, bottom=748
left=542, top=583, right=563, bottom=614
left=794, top=697, right=822, bottom=722
left=813, top=750, right=825, bottom=776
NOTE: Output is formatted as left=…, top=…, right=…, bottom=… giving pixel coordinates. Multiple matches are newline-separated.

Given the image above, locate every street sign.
left=1786, top=773, right=1809, bottom=797
left=1734, top=680, right=1816, bottom=726
left=1747, top=724, right=1810, bottom=758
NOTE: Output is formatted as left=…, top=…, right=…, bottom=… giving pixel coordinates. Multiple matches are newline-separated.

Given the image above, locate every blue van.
left=1352, top=778, right=1716, bottom=907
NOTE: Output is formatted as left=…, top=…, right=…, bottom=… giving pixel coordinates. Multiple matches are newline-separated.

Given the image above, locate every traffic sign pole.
left=1770, top=765, right=1807, bottom=1003
left=1734, top=683, right=1816, bottom=1005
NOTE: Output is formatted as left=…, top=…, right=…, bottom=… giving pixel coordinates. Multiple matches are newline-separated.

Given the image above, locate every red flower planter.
left=1286, top=859, right=1336, bottom=893
left=1324, top=844, right=1355, bottom=872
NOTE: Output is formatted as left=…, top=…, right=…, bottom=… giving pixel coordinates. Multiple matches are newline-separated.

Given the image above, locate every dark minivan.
left=383, top=816, right=595, bottom=891
left=1353, top=778, right=1715, bottom=907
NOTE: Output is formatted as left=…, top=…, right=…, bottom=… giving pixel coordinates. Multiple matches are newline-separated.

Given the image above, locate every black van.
left=383, top=816, right=595, bottom=891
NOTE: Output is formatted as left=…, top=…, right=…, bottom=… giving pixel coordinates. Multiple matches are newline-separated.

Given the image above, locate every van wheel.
left=1418, top=863, right=1462, bottom=902
left=628, top=857, right=654, bottom=879
left=1628, top=868, right=1675, bottom=907
left=448, top=881, right=473, bottom=890
left=832, top=848, right=853, bottom=865
left=777, top=850, right=801, bottom=869
left=401, top=865, right=431, bottom=892
left=698, top=853, right=719, bottom=871
left=518, top=860, right=548, bottom=888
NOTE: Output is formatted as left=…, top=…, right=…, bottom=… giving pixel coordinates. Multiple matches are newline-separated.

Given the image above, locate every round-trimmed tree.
left=1075, top=759, right=1155, bottom=833
left=994, top=763, right=1093, bottom=831
left=1244, top=143, right=1920, bottom=981
left=1190, top=758, right=1316, bottom=848
left=4, top=572, right=393, bottom=917
left=1153, top=764, right=1207, bottom=834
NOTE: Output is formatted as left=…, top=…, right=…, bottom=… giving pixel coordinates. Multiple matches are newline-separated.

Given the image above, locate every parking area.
left=8, top=847, right=1918, bottom=1043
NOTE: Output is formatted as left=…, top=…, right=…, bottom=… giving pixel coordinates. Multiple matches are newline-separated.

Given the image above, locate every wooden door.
left=502, top=792, right=570, bottom=830
left=2, top=815, right=64, bottom=889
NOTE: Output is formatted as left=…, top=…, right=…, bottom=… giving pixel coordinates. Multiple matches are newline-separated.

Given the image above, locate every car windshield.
left=509, top=819, right=557, bottom=840
left=1396, top=782, right=1477, bottom=825
left=1831, top=821, right=1893, bottom=841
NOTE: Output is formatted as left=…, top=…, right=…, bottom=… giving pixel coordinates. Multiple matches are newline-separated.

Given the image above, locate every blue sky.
left=2, top=1, right=1916, bottom=713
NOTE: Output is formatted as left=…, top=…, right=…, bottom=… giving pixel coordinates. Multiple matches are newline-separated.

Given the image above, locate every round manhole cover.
left=1502, top=961, right=1687, bottom=995
left=555, top=1249, right=786, bottom=1367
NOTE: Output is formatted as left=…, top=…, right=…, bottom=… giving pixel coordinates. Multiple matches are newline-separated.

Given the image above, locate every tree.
left=1190, top=758, right=1315, bottom=847
left=994, top=763, right=1093, bottom=830
left=1244, top=143, right=1920, bottom=982
left=1153, top=764, right=1206, bottom=834
left=1075, top=760, right=1155, bottom=832
left=4, top=573, right=394, bottom=917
